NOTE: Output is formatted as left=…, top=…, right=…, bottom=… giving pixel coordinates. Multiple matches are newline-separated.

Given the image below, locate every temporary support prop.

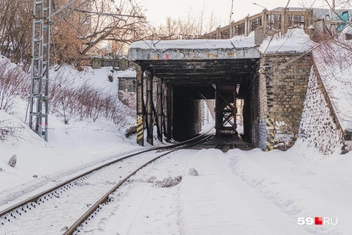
left=136, top=69, right=173, bottom=145
left=164, top=86, right=173, bottom=141
left=136, top=66, right=144, bottom=146
left=215, top=85, right=237, bottom=136
left=162, top=84, right=172, bottom=141
left=145, top=69, right=154, bottom=145
left=156, top=77, right=163, bottom=142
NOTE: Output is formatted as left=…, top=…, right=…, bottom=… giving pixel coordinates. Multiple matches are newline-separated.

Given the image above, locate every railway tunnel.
left=128, top=38, right=261, bottom=146
left=128, top=37, right=314, bottom=151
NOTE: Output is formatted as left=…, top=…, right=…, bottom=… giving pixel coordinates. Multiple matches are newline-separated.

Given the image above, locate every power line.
left=309, top=0, right=318, bottom=9
left=285, top=0, right=291, bottom=8
left=230, top=0, right=234, bottom=24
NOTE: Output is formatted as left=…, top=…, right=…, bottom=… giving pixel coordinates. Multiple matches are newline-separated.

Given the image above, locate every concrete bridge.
left=128, top=7, right=352, bottom=151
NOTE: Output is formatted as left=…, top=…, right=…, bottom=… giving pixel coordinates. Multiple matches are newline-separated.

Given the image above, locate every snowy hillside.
left=1, top=28, right=352, bottom=234
left=312, top=27, right=352, bottom=132
left=0, top=59, right=141, bottom=207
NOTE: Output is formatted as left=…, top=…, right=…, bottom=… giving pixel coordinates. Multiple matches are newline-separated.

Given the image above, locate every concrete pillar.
left=230, top=21, right=234, bottom=37
left=245, top=16, right=250, bottom=36
left=281, top=8, right=288, bottom=34
left=216, top=27, right=221, bottom=39
left=136, top=66, right=144, bottom=146
left=262, top=9, right=268, bottom=35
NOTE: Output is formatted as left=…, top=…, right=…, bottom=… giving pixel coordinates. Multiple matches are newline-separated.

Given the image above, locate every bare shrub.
left=0, top=58, right=134, bottom=128
left=49, top=78, right=135, bottom=126
left=0, top=62, right=29, bottom=113
left=0, top=121, right=11, bottom=141
left=0, top=119, right=25, bottom=141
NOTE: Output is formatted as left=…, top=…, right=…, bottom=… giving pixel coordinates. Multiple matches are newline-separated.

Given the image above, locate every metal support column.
left=242, top=89, right=252, bottom=142
left=162, top=83, right=168, bottom=140
left=145, top=69, right=154, bottom=145
left=215, top=90, right=221, bottom=135
left=215, top=85, right=237, bottom=136
left=29, top=0, right=51, bottom=141
left=167, top=86, right=173, bottom=141
left=156, top=77, right=163, bottom=142
left=136, top=66, right=144, bottom=146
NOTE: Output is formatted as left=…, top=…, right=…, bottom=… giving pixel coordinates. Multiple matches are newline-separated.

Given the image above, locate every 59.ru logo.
left=298, top=217, right=338, bottom=225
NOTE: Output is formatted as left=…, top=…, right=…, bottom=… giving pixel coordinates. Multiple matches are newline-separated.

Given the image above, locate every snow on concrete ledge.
left=128, top=32, right=260, bottom=61
left=259, top=28, right=314, bottom=54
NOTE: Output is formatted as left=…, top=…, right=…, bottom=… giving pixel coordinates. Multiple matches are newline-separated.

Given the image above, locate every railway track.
left=0, top=131, right=213, bottom=235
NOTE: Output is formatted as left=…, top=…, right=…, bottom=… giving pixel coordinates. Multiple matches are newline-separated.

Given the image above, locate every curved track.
left=0, top=131, right=212, bottom=235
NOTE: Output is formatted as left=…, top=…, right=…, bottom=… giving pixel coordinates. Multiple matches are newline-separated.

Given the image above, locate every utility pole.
left=29, top=0, right=143, bottom=141
left=229, top=0, right=234, bottom=24
left=29, top=0, right=51, bottom=141
left=329, top=0, right=336, bottom=21
left=29, top=0, right=92, bottom=141
left=29, top=0, right=90, bottom=141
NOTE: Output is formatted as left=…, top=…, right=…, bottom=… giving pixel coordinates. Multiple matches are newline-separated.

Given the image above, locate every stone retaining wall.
left=252, top=53, right=312, bottom=151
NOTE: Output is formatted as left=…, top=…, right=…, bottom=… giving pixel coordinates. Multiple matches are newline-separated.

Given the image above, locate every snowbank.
left=259, top=28, right=314, bottom=54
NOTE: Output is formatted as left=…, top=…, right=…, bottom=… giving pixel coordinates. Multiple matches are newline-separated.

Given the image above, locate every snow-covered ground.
left=2, top=120, right=352, bottom=234
left=74, top=146, right=352, bottom=235
left=1, top=29, right=352, bottom=234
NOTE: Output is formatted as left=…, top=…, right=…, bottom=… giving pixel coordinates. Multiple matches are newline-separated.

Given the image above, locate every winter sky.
left=142, top=0, right=334, bottom=26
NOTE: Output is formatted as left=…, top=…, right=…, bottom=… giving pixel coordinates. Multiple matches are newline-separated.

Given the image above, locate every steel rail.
left=0, top=129, right=213, bottom=219
left=64, top=132, right=212, bottom=234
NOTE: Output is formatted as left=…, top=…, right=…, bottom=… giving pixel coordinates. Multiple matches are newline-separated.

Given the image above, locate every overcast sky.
left=142, top=0, right=332, bottom=26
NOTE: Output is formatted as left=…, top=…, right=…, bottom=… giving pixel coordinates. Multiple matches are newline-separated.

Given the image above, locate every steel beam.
left=215, top=87, right=237, bottom=136
left=166, top=86, right=173, bottom=141
left=146, top=69, right=154, bottom=145
left=156, top=77, right=163, bottom=142
left=136, top=66, right=144, bottom=146
left=162, top=83, right=168, bottom=140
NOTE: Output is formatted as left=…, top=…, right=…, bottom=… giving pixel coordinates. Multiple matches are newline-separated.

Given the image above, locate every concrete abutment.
left=252, top=53, right=312, bottom=151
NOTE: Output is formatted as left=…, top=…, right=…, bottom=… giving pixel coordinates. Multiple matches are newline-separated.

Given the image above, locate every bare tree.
left=0, top=0, right=32, bottom=69
left=146, top=7, right=219, bottom=40
left=0, top=0, right=147, bottom=70
left=50, top=0, right=147, bottom=68
left=335, top=0, right=352, bottom=8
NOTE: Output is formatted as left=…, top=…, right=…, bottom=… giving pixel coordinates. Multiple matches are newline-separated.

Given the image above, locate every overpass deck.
left=128, top=36, right=260, bottom=86
left=128, top=35, right=260, bottom=61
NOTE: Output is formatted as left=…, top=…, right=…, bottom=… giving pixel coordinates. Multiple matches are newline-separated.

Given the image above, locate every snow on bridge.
left=128, top=33, right=260, bottom=61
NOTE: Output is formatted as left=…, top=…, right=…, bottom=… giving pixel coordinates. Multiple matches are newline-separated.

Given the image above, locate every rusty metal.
left=156, top=77, right=163, bottom=142
left=215, top=86, right=237, bottom=136
left=136, top=66, right=144, bottom=146
left=145, top=69, right=154, bottom=145
left=166, top=86, right=173, bottom=141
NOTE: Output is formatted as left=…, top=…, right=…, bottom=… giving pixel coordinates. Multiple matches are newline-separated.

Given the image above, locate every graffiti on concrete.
left=274, top=121, right=295, bottom=147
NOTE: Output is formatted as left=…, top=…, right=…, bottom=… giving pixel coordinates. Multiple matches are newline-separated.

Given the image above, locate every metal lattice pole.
left=29, top=0, right=50, bottom=141
left=28, top=0, right=140, bottom=141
